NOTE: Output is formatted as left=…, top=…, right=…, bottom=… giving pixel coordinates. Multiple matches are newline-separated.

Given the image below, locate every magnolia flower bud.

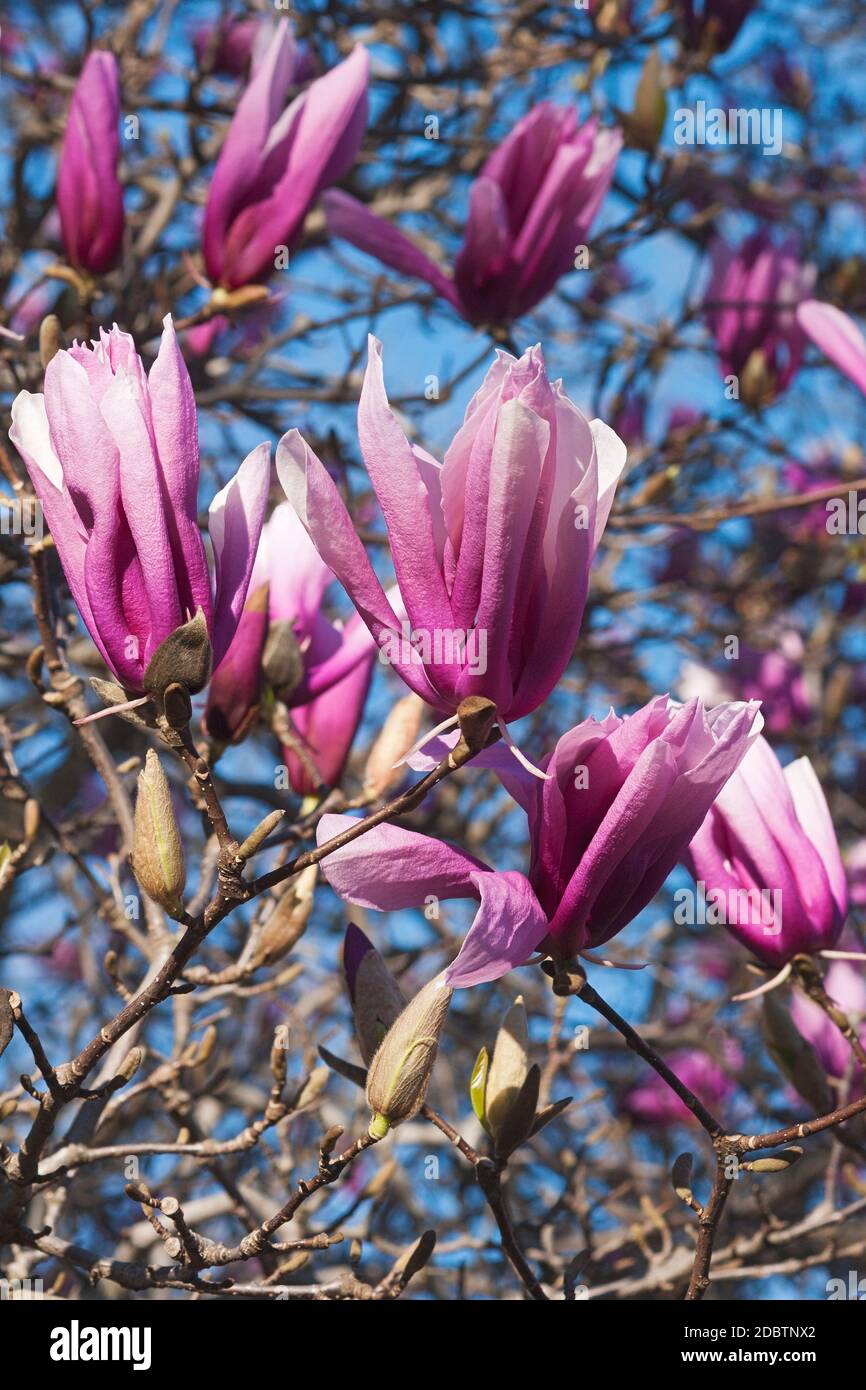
left=132, top=750, right=186, bottom=917
left=485, top=996, right=530, bottom=1143
left=252, top=865, right=317, bottom=968
left=344, top=923, right=405, bottom=1065
left=363, top=693, right=425, bottom=799
left=366, top=974, right=452, bottom=1138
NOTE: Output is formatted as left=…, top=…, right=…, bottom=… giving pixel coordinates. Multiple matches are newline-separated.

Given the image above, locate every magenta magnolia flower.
left=9, top=317, right=270, bottom=696
left=57, top=51, right=125, bottom=275
left=202, top=19, right=368, bottom=290
left=324, top=103, right=621, bottom=325
left=193, top=16, right=274, bottom=78
left=313, top=696, right=762, bottom=987
left=278, top=337, right=625, bottom=739
left=797, top=300, right=866, bottom=397
left=790, top=960, right=866, bottom=1097
left=205, top=503, right=376, bottom=792
left=705, top=232, right=814, bottom=400
left=624, top=1046, right=740, bottom=1127
left=679, top=632, right=813, bottom=736
left=685, top=736, right=848, bottom=969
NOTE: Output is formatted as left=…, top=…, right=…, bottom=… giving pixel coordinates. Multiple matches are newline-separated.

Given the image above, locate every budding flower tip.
left=368, top=1112, right=391, bottom=1140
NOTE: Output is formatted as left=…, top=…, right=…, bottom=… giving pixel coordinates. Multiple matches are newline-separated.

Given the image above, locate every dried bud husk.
left=344, top=922, right=405, bottom=1066
left=386, top=1230, right=437, bottom=1290
left=739, top=348, right=774, bottom=410
left=485, top=996, right=530, bottom=1144
left=618, top=47, right=666, bottom=152
left=132, top=750, right=186, bottom=917
left=252, top=865, right=317, bottom=968
left=529, top=1094, right=572, bottom=1138
left=291, top=1065, right=329, bottom=1111
left=116, top=1046, right=145, bottom=1084
left=671, top=1151, right=695, bottom=1207
left=363, top=693, right=426, bottom=799
left=39, top=314, right=65, bottom=368
left=455, top=695, right=498, bottom=757
left=144, top=608, right=213, bottom=699
left=262, top=620, right=306, bottom=701
left=366, top=974, right=452, bottom=1137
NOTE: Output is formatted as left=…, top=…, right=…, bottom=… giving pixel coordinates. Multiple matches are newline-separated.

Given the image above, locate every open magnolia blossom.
left=9, top=316, right=271, bottom=697
left=205, top=501, right=378, bottom=794
left=325, top=101, right=621, bottom=325
left=623, top=1043, right=742, bottom=1127
left=315, top=696, right=763, bottom=987
left=278, top=334, right=626, bottom=770
left=202, top=17, right=369, bottom=290
left=684, top=734, right=848, bottom=973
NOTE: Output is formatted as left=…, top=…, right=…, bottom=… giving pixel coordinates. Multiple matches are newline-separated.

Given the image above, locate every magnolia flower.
left=202, top=19, right=368, bottom=290
left=705, top=232, right=814, bottom=404
left=685, top=736, right=848, bottom=971
left=57, top=51, right=125, bottom=275
left=9, top=317, right=270, bottom=697
left=313, top=697, right=762, bottom=987
left=192, top=15, right=276, bottom=78
left=797, top=300, right=866, bottom=397
left=679, top=632, right=813, bottom=736
left=624, top=1046, right=740, bottom=1126
left=324, top=102, right=621, bottom=325
left=790, top=959, right=866, bottom=1099
left=205, top=503, right=376, bottom=794
left=278, top=336, right=625, bottom=762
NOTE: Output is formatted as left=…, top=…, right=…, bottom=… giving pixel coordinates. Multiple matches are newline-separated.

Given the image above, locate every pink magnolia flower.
left=202, top=19, right=368, bottom=289
left=192, top=16, right=275, bottom=78
left=790, top=960, right=866, bottom=1098
left=314, top=696, right=762, bottom=987
left=9, top=317, right=270, bottom=696
left=797, top=300, right=866, bottom=397
left=278, top=337, right=625, bottom=742
left=57, top=51, right=125, bottom=275
left=205, top=503, right=376, bottom=793
left=324, top=103, right=621, bottom=325
left=780, top=455, right=851, bottom=539
left=705, top=232, right=814, bottom=401
left=624, top=1046, right=740, bottom=1126
left=679, top=632, right=813, bottom=736
left=685, top=736, right=848, bottom=969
